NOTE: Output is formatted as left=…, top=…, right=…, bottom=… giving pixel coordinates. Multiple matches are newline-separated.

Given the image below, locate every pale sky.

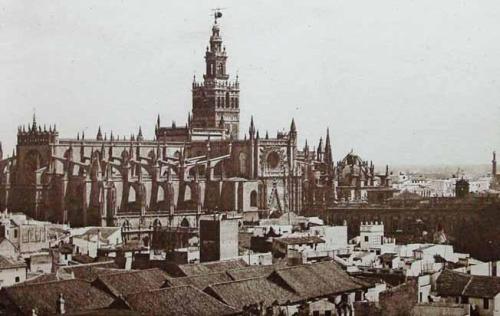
left=1, top=0, right=499, bottom=166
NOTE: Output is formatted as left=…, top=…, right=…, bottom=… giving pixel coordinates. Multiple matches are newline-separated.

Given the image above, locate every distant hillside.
left=383, top=164, right=490, bottom=179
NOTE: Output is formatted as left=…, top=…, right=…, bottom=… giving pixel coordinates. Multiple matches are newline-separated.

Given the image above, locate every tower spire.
left=32, top=113, right=37, bottom=131
left=317, top=137, right=324, bottom=162
left=137, top=126, right=144, bottom=141
left=324, top=128, right=332, bottom=165
left=249, top=116, right=255, bottom=139
left=493, top=151, right=497, bottom=176
left=96, top=126, right=103, bottom=141
left=191, top=12, right=240, bottom=139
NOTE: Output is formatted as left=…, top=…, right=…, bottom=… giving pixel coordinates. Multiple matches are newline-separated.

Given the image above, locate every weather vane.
left=212, top=7, right=225, bottom=23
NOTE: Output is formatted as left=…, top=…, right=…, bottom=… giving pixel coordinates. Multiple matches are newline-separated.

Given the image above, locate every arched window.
left=153, top=219, right=162, bottom=229
left=250, top=190, right=258, bottom=207
left=239, top=152, right=247, bottom=175
left=122, top=220, right=131, bottom=229
left=184, top=185, right=192, bottom=201
left=180, top=218, right=190, bottom=228
left=128, top=186, right=136, bottom=202
left=226, top=92, right=230, bottom=107
left=157, top=186, right=165, bottom=202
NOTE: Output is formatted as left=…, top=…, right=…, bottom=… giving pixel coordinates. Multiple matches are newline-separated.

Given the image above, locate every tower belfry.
left=191, top=12, right=240, bottom=139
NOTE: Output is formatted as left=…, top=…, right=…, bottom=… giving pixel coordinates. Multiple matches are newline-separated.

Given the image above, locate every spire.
left=187, top=112, right=192, bottom=127
left=256, top=130, right=260, bottom=140
left=137, top=126, right=144, bottom=141
left=493, top=151, right=497, bottom=176
left=265, top=131, right=269, bottom=140
left=317, top=137, right=323, bottom=161
left=205, top=10, right=227, bottom=80
left=324, top=128, right=332, bottom=164
left=32, top=113, right=37, bottom=131
left=290, top=118, right=296, bottom=133
left=0, top=141, right=3, bottom=160
left=249, top=116, right=255, bottom=139
left=96, top=126, right=103, bottom=141
left=155, top=114, right=160, bottom=134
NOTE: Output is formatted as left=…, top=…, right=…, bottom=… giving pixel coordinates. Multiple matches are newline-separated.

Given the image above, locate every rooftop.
left=0, top=255, right=26, bottom=269
left=437, top=269, right=500, bottom=298
left=205, top=277, right=300, bottom=309
left=275, top=236, right=325, bottom=245
left=270, top=261, right=365, bottom=300
left=95, top=268, right=169, bottom=297
left=124, top=285, right=238, bottom=316
left=176, top=258, right=248, bottom=277
left=1, top=279, right=114, bottom=315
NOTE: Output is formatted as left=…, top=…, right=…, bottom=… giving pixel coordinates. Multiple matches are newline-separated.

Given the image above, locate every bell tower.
left=192, top=12, right=240, bottom=139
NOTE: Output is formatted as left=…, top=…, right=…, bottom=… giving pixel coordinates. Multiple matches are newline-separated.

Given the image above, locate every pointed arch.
left=157, top=185, right=165, bottom=202
left=239, top=152, right=247, bottom=175
left=180, top=217, right=190, bottom=228
left=128, top=186, right=137, bottom=203
left=184, top=185, right=192, bottom=201
left=250, top=190, right=258, bottom=207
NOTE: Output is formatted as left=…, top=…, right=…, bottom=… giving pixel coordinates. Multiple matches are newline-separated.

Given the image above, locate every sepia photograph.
left=0, top=1, right=500, bottom=315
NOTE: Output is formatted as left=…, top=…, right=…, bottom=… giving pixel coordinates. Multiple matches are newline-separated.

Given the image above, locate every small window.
left=419, top=292, right=423, bottom=303
left=312, top=311, right=320, bottom=316
left=325, top=311, right=332, bottom=316
left=461, top=296, right=469, bottom=304
left=364, top=236, right=369, bottom=242
left=14, top=229, right=18, bottom=238
left=15, top=276, right=20, bottom=283
left=484, top=298, right=489, bottom=309
left=355, top=291, right=362, bottom=301
left=64, top=254, right=68, bottom=260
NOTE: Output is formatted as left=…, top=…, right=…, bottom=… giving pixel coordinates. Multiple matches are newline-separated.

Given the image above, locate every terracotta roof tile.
left=124, top=285, right=238, bottom=316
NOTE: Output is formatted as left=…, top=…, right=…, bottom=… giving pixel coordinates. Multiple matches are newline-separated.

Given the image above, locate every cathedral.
left=0, top=15, right=392, bottom=228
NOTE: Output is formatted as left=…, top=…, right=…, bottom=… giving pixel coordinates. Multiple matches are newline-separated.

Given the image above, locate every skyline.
left=1, top=0, right=500, bottom=166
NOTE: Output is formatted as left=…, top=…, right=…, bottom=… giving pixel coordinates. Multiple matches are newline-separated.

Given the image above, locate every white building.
left=71, top=227, right=122, bottom=258
left=0, top=255, right=27, bottom=288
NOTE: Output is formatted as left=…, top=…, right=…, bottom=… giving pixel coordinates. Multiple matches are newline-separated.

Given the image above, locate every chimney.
left=56, top=293, right=65, bottom=314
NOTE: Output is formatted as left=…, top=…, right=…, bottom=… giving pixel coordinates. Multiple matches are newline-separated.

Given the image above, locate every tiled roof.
left=60, top=261, right=119, bottom=282
left=95, top=268, right=169, bottom=297
left=65, top=309, right=141, bottom=316
left=275, top=236, right=325, bottom=245
left=0, top=255, right=26, bottom=269
left=177, top=259, right=248, bottom=276
left=124, top=285, right=238, bottom=316
left=436, top=269, right=500, bottom=298
left=74, top=227, right=120, bottom=241
left=205, top=277, right=300, bottom=309
left=165, top=272, right=232, bottom=290
left=1, top=279, right=114, bottom=315
left=270, top=261, right=364, bottom=300
left=463, top=275, right=500, bottom=298
left=21, top=273, right=60, bottom=285
left=226, top=265, right=277, bottom=280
